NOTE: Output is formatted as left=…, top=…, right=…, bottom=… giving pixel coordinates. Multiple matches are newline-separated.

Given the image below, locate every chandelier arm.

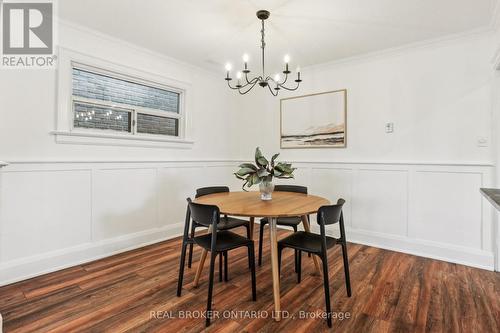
left=245, top=73, right=259, bottom=85
left=277, top=81, right=301, bottom=91
left=267, top=84, right=278, bottom=96
left=228, top=78, right=256, bottom=90
left=238, top=79, right=257, bottom=89
left=238, top=80, right=259, bottom=95
left=278, top=72, right=289, bottom=86
left=226, top=80, right=240, bottom=90
left=245, top=72, right=253, bottom=84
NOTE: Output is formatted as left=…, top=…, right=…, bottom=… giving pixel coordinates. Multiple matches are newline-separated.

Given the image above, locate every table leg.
left=249, top=217, right=255, bottom=240
left=301, top=215, right=322, bottom=275
left=269, top=217, right=281, bottom=321
left=193, top=226, right=212, bottom=287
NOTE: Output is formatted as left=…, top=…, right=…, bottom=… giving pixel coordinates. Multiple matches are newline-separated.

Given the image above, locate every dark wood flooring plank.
left=0, top=228, right=498, bottom=333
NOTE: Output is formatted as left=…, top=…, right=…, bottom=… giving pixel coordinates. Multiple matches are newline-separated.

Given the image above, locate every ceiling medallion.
left=224, top=10, right=302, bottom=96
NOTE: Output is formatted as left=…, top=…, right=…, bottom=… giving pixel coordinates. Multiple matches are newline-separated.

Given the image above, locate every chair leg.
left=321, top=253, right=332, bottom=328
left=248, top=244, right=257, bottom=301
left=341, top=242, right=352, bottom=297
left=219, top=252, right=223, bottom=282
left=303, top=219, right=311, bottom=258
left=246, top=225, right=252, bottom=268
left=224, top=251, right=228, bottom=282
left=297, top=250, right=302, bottom=284
left=206, top=251, right=217, bottom=327
left=292, top=226, right=299, bottom=272
left=188, top=224, right=196, bottom=268
left=258, top=222, right=265, bottom=266
left=176, top=242, right=188, bottom=297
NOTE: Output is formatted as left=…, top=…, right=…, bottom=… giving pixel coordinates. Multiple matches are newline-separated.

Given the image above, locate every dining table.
left=193, top=190, right=330, bottom=321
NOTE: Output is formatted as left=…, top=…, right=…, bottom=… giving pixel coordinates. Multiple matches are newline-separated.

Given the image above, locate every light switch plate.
left=385, top=122, right=394, bottom=133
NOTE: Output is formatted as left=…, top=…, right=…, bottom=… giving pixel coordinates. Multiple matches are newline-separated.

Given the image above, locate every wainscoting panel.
left=0, top=170, right=92, bottom=262
left=352, top=169, right=408, bottom=236
left=286, top=162, right=494, bottom=269
left=92, top=168, right=159, bottom=241
left=0, top=160, right=495, bottom=285
left=310, top=168, right=353, bottom=228
left=158, top=166, right=205, bottom=226
left=410, top=171, right=483, bottom=249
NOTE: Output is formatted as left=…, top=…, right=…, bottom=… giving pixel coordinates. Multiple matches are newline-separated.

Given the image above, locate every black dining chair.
left=277, top=199, right=351, bottom=328
left=188, top=186, right=251, bottom=281
left=259, top=185, right=308, bottom=269
left=177, top=199, right=257, bottom=327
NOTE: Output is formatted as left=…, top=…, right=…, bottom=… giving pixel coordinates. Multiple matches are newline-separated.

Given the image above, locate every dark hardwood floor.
left=0, top=228, right=499, bottom=332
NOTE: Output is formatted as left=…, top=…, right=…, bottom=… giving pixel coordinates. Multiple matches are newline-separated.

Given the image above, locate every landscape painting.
left=280, top=89, right=347, bottom=148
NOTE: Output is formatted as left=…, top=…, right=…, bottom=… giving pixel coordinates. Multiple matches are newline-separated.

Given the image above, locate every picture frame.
left=280, top=89, right=347, bottom=149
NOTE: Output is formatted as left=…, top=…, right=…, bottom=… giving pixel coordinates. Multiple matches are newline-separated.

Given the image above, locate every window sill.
left=51, top=131, right=194, bottom=149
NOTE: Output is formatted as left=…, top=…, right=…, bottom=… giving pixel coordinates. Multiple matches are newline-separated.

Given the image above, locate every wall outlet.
left=477, top=136, right=489, bottom=147
left=385, top=122, right=394, bottom=133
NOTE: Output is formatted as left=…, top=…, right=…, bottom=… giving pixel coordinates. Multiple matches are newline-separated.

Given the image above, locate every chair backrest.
left=317, top=198, right=345, bottom=226
left=195, top=186, right=229, bottom=198
left=188, top=200, right=220, bottom=228
left=274, top=185, right=308, bottom=194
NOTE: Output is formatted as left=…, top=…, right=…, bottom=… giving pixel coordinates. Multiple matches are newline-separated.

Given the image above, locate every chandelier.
left=224, top=10, right=302, bottom=96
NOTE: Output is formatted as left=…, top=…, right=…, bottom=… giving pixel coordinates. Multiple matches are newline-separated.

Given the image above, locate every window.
left=54, top=49, right=193, bottom=148
left=71, top=65, right=182, bottom=137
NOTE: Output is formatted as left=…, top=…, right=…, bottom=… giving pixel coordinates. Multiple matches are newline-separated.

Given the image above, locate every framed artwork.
left=280, top=89, right=347, bottom=148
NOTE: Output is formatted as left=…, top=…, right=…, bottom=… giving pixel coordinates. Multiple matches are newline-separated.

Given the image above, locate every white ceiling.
left=59, top=0, right=498, bottom=72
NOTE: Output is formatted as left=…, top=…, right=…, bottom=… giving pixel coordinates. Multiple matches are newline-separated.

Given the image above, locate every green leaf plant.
left=234, top=147, right=296, bottom=191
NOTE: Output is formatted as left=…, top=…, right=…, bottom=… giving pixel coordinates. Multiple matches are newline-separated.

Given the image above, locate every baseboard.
left=342, top=228, right=495, bottom=271
left=268, top=221, right=494, bottom=270
left=0, top=222, right=184, bottom=286
left=0, top=220, right=494, bottom=286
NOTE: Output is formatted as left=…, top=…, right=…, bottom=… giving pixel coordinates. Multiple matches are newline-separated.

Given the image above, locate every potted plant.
left=234, top=147, right=296, bottom=200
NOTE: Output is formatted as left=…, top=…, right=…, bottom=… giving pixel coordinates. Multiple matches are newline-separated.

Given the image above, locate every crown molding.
left=57, top=11, right=498, bottom=79
left=304, top=27, right=494, bottom=72
left=55, top=18, right=220, bottom=78
left=0, top=161, right=8, bottom=168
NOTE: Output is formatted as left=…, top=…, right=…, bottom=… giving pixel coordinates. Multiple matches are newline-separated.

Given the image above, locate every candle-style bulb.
left=284, top=54, right=290, bottom=63
left=274, top=73, right=280, bottom=82
left=242, top=54, right=249, bottom=63
left=225, top=63, right=232, bottom=71
left=236, top=72, right=242, bottom=79
left=296, top=66, right=301, bottom=73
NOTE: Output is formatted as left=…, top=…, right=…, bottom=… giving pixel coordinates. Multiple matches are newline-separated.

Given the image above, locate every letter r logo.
left=2, top=2, right=53, bottom=54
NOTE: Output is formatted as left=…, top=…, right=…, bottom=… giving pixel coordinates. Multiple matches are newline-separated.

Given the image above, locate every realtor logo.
left=1, top=1, right=56, bottom=68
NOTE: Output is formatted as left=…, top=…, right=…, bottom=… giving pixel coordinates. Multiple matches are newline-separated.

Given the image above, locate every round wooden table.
left=193, top=191, right=330, bottom=321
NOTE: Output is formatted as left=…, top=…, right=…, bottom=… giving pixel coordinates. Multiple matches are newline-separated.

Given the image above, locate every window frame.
left=53, top=47, right=194, bottom=148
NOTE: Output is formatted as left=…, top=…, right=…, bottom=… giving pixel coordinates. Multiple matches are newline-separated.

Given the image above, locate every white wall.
left=0, top=22, right=242, bottom=162
left=258, top=33, right=496, bottom=163
left=0, top=22, right=244, bottom=285
left=0, top=24, right=499, bottom=285
left=241, top=32, right=498, bottom=270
